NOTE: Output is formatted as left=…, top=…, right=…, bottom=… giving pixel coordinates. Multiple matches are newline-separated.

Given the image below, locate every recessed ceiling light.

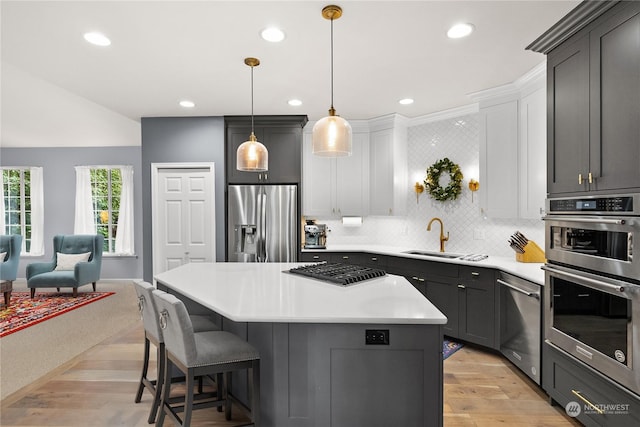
left=261, top=27, right=286, bottom=42
left=83, top=32, right=111, bottom=46
left=399, top=98, right=414, bottom=105
left=288, top=99, right=302, bottom=106
left=447, top=23, right=475, bottom=39
left=179, top=100, right=195, bottom=108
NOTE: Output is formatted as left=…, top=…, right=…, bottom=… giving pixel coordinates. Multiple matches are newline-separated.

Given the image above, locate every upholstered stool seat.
left=152, top=289, right=260, bottom=427
left=133, top=280, right=219, bottom=424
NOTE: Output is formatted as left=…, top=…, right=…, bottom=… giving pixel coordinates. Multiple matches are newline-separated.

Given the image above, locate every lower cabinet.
left=544, top=342, right=640, bottom=427
left=426, top=266, right=496, bottom=349
left=301, top=252, right=497, bottom=348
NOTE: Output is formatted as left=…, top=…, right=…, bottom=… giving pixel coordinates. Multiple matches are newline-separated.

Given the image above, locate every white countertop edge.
left=155, top=263, right=448, bottom=325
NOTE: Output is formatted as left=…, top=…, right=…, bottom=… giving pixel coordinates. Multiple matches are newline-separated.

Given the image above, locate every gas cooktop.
left=289, top=262, right=387, bottom=286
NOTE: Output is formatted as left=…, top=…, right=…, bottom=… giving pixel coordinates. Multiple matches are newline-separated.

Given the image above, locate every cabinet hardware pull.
left=588, top=172, right=592, bottom=184
left=457, top=284, right=466, bottom=289
left=578, top=173, right=583, bottom=185
left=412, top=276, right=419, bottom=280
left=571, top=390, right=604, bottom=414
left=418, top=278, right=425, bottom=282
left=471, top=272, right=479, bottom=276
left=342, top=256, right=349, bottom=259
left=313, top=256, right=320, bottom=260
left=371, top=257, right=377, bottom=261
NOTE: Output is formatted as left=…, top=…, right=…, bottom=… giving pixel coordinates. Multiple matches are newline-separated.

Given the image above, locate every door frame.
left=151, top=162, right=216, bottom=280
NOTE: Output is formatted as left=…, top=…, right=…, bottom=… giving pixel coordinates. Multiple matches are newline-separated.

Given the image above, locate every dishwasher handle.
left=497, top=278, right=540, bottom=299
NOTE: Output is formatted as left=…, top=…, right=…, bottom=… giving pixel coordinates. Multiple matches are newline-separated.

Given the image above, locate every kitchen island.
left=155, top=262, right=447, bottom=427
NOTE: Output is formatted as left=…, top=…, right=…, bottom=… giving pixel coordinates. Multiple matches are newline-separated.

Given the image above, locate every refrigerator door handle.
left=256, top=188, right=267, bottom=262
left=261, top=190, right=268, bottom=262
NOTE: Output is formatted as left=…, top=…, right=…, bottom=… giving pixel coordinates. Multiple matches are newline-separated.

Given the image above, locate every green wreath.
left=424, top=158, right=463, bottom=201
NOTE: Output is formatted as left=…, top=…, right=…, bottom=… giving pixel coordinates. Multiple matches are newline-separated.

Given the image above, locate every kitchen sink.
left=402, top=250, right=463, bottom=259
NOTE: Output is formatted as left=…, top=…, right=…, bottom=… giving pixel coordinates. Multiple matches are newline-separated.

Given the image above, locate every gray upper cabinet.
left=543, top=1, right=640, bottom=196
left=547, top=34, right=590, bottom=195
left=589, top=4, right=640, bottom=193
left=225, top=115, right=308, bottom=184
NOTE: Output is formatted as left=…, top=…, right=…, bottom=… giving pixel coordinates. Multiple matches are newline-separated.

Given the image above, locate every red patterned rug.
left=0, top=291, right=115, bottom=338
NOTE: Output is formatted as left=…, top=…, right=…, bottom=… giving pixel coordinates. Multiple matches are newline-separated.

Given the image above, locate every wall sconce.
left=468, top=179, right=479, bottom=202
left=414, top=182, right=425, bottom=204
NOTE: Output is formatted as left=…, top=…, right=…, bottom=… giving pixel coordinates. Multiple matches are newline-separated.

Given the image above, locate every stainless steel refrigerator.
left=227, top=184, right=298, bottom=262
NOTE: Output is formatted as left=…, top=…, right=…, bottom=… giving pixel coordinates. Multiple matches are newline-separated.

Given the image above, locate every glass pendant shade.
left=237, top=132, right=268, bottom=171
left=236, top=57, right=268, bottom=172
left=313, top=5, right=352, bottom=157
left=312, top=112, right=352, bottom=157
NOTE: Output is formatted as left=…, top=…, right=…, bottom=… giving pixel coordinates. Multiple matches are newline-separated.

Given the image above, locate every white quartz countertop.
left=302, top=245, right=545, bottom=285
left=154, top=262, right=448, bottom=325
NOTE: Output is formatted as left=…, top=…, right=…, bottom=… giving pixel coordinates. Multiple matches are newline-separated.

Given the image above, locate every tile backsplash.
left=312, top=112, right=545, bottom=257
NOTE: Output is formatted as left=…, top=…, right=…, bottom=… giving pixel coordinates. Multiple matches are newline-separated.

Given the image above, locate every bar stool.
left=133, top=280, right=219, bottom=424
left=152, top=289, right=260, bottom=427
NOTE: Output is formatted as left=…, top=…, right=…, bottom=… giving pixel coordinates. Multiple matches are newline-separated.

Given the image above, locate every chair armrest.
left=26, top=261, right=56, bottom=279
left=75, top=260, right=101, bottom=285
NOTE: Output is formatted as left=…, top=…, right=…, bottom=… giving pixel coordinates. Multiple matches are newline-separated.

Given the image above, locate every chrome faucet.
left=427, top=217, right=449, bottom=252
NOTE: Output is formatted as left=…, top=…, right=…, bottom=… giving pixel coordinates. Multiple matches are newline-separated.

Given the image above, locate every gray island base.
left=155, top=262, right=446, bottom=427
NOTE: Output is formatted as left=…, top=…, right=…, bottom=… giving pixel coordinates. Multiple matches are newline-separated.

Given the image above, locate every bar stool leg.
left=183, top=368, right=195, bottom=427
left=134, top=337, right=151, bottom=403
left=148, top=343, right=165, bottom=424
left=156, top=354, right=171, bottom=427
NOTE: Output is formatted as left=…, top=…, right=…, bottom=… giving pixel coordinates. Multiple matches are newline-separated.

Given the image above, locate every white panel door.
left=153, top=164, right=215, bottom=276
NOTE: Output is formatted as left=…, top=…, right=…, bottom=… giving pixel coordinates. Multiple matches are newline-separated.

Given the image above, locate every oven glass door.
left=552, top=275, right=630, bottom=367
left=545, top=264, right=640, bottom=394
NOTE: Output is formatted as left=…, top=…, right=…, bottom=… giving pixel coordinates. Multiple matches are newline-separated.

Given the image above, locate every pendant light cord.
left=330, top=17, right=334, bottom=111
left=250, top=64, right=255, bottom=133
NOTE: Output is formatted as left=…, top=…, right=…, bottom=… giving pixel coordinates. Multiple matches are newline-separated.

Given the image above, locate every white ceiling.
left=1, top=1, right=579, bottom=147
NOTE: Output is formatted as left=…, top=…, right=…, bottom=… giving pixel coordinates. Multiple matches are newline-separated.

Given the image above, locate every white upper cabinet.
left=369, top=114, right=408, bottom=216
left=473, top=63, right=547, bottom=219
left=302, top=122, right=370, bottom=217
left=478, top=98, right=519, bottom=218
left=519, top=86, right=547, bottom=218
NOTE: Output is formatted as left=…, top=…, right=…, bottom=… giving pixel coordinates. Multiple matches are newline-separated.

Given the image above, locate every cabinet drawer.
left=544, top=343, right=640, bottom=426
left=459, top=266, right=493, bottom=284
left=387, top=257, right=459, bottom=279
left=300, top=252, right=332, bottom=263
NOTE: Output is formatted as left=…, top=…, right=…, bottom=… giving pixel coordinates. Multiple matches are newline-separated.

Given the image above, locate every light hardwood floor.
left=1, top=321, right=580, bottom=426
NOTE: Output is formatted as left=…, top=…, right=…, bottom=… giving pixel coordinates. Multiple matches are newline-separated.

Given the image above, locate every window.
left=1, top=167, right=44, bottom=255
left=75, top=165, right=134, bottom=255
left=92, top=168, right=121, bottom=253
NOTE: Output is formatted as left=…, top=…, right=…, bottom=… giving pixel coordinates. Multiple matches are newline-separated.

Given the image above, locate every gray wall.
left=141, top=116, right=225, bottom=282
left=0, top=147, right=143, bottom=279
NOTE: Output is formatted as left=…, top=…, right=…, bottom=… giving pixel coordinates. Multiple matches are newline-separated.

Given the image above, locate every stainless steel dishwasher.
left=497, top=271, right=542, bottom=385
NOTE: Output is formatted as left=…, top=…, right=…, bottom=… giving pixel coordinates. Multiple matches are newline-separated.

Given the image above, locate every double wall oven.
left=543, top=193, right=640, bottom=395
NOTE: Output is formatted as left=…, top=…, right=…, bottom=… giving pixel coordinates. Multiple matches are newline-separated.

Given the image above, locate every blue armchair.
left=27, top=234, right=103, bottom=298
left=0, top=234, right=22, bottom=282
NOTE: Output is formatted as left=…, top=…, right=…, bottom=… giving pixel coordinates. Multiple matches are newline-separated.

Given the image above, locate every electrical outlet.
left=365, top=329, right=389, bottom=345
left=474, top=229, right=486, bottom=240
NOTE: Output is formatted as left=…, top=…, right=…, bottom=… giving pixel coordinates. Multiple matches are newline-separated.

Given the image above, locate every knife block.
left=515, top=240, right=546, bottom=263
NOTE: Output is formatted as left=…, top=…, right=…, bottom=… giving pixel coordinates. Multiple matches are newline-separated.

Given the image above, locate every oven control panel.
left=548, top=194, right=639, bottom=215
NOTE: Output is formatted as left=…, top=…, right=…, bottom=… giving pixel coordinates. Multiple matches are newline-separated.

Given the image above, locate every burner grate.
left=289, top=262, right=386, bottom=285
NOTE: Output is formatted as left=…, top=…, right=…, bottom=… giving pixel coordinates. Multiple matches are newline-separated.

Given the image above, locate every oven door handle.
left=496, top=279, right=540, bottom=299
left=543, top=216, right=626, bottom=225
left=542, top=265, right=626, bottom=293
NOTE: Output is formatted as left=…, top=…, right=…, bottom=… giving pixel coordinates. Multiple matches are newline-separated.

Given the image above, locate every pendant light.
left=312, top=4, right=352, bottom=157
left=237, top=57, right=268, bottom=171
